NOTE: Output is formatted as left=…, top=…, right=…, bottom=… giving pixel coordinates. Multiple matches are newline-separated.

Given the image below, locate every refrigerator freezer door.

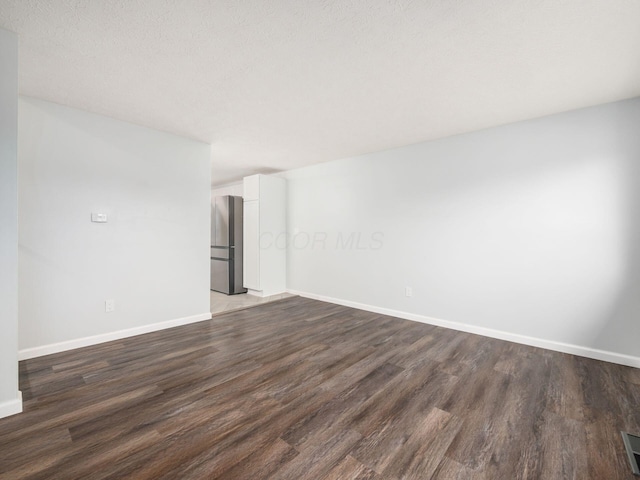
left=211, top=258, right=230, bottom=294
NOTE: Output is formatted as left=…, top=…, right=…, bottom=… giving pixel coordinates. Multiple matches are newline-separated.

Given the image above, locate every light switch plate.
left=91, top=213, right=108, bottom=223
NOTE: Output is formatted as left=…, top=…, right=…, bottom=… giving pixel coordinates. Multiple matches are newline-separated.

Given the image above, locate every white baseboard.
left=18, top=312, right=213, bottom=360
left=247, top=289, right=287, bottom=298
left=287, top=289, right=640, bottom=369
left=0, top=391, right=22, bottom=419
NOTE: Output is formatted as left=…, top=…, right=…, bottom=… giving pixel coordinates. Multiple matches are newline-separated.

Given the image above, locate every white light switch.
left=91, top=213, right=108, bottom=223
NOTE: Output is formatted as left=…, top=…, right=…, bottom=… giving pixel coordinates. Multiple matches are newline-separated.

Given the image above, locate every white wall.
left=18, top=97, right=212, bottom=356
left=0, top=28, right=21, bottom=417
left=284, top=97, right=640, bottom=365
left=211, top=183, right=243, bottom=199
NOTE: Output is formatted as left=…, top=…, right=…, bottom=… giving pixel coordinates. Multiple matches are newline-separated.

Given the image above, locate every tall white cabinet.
left=243, top=174, right=287, bottom=297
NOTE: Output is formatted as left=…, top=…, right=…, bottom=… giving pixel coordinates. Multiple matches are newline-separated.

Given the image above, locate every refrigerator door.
left=214, top=196, right=230, bottom=247
left=211, top=258, right=230, bottom=294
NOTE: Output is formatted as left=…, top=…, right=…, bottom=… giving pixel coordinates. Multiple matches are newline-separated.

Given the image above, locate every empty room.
left=1, top=1, right=640, bottom=479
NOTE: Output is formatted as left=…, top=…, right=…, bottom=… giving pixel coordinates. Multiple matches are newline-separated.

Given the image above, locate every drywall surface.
left=18, top=97, right=211, bottom=352
left=0, top=28, right=21, bottom=416
left=212, top=183, right=243, bottom=199
left=284, top=98, right=640, bottom=360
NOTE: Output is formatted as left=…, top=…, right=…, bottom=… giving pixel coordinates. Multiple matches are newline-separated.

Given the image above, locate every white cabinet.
left=242, top=174, right=286, bottom=297
left=243, top=201, right=260, bottom=290
left=243, top=174, right=260, bottom=202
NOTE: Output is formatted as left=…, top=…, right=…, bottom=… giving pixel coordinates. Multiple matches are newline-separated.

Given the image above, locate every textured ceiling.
left=1, top=1, right=639, bottom=185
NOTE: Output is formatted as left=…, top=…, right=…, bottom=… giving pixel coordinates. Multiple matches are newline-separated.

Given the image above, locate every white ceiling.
left=1, top=1, right=639, bottom=186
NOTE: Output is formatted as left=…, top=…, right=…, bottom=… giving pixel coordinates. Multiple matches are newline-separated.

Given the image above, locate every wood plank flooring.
left=1, top=296, right=639, bottom=479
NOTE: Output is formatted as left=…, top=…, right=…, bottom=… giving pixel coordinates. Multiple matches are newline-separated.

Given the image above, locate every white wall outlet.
left=91, top=212, right=108, bottom=223
left=405, top=286, right=412, bottom=297
left=105, top=299, right=115, bottom=313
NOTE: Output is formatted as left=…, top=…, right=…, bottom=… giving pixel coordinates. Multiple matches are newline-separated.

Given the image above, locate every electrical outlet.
left=405, top=287, right=412, bottom=297
left=105, top=299, right=115, bottom=313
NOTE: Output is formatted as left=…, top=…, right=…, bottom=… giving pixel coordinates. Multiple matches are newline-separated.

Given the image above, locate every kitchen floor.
left=210, top=290, right=294, bottom=315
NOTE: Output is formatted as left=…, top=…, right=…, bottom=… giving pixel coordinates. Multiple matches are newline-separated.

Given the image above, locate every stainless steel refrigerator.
left=211, top=195, right=247, bottom=294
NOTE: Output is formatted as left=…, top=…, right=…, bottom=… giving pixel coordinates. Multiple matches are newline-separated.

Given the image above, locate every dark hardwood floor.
left=1, top=296, right=639, bottom=479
